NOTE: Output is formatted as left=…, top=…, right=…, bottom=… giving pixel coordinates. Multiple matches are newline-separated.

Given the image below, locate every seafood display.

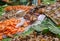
left=0, top=5, right=46, bottom=40
left=0, top=1, right=60, bottom=41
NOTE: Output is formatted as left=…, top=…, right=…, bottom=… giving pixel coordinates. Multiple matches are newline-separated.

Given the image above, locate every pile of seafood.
left=0, top=5, right=34, bottom=21
left=45, top=2, right=60, bottom=25
left=11, top=31, right=60, bottom=41
left=4, top=5, right=33, bottom=12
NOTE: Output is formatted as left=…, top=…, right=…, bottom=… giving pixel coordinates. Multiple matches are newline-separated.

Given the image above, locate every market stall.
left=0, top=0, right=60, bottom=41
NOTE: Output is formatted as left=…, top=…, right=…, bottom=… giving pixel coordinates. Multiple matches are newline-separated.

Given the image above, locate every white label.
left=38, top=14, right=45, bottom=22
